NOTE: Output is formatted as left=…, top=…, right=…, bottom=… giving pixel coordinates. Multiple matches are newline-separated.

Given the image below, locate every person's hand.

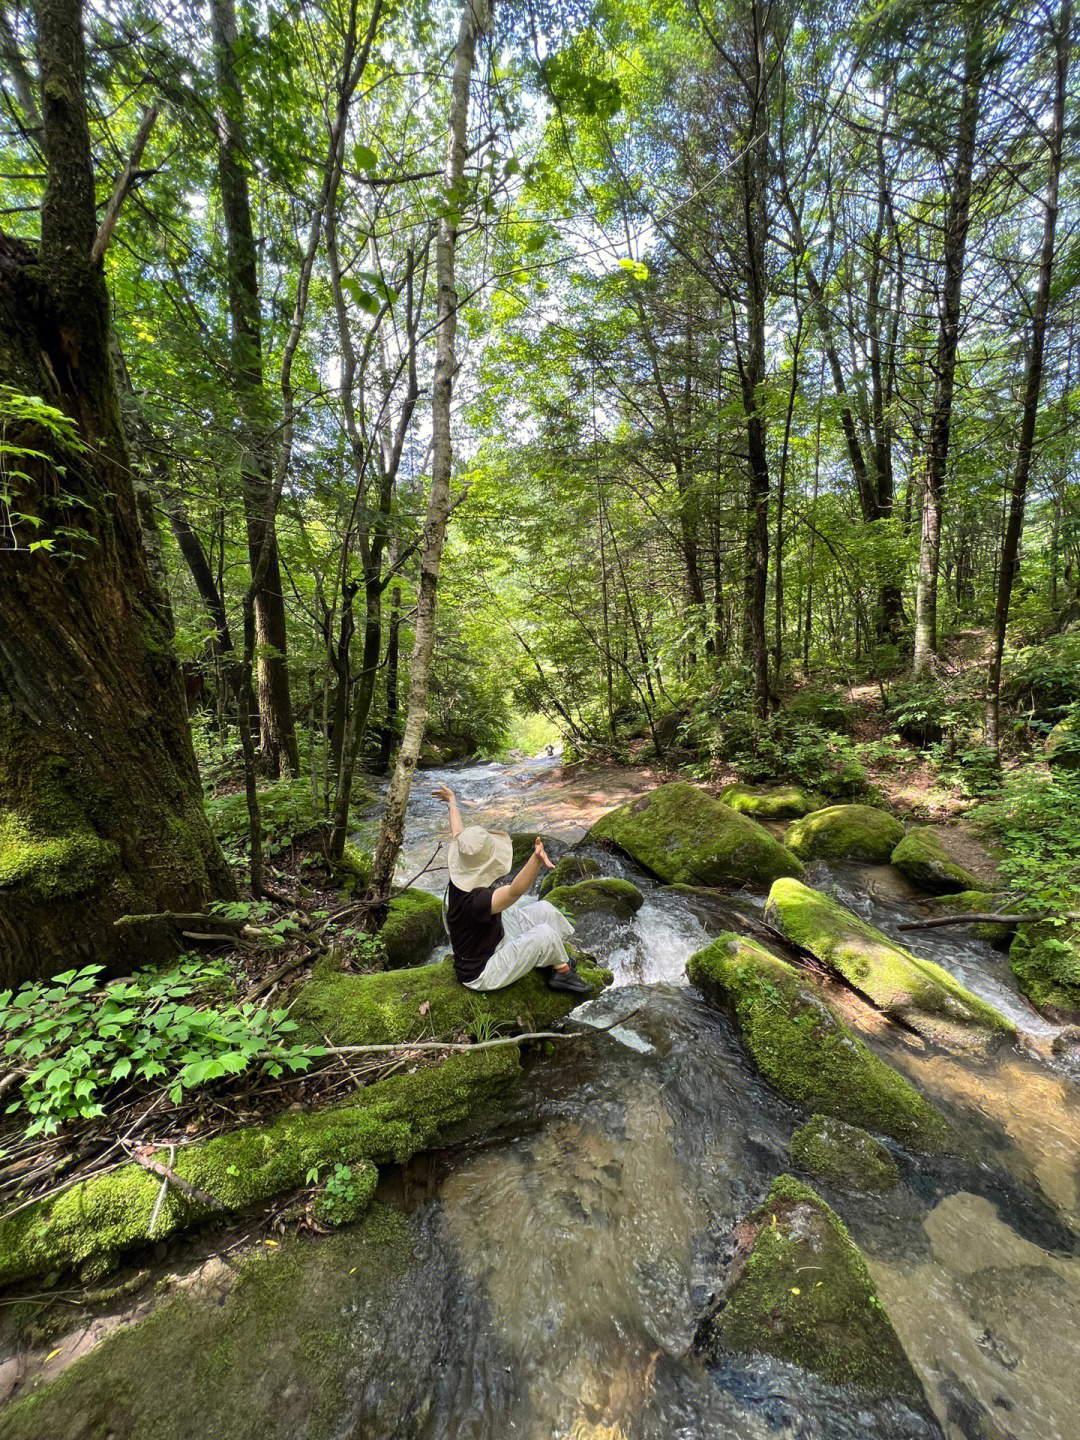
left=432, top=784, right=455, bottom=804
left=534, top=837, right=554, bottom=869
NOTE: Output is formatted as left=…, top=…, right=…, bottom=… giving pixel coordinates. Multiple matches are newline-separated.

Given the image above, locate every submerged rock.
left=545, top=877, right=644, bottom=923
left=538, top=853, right=600, bottom=897
left=765, top=879, right=1015, bottom=1051
left=294, top=954, right=612, bottom=1048
left=0, top=1046, right=520, bottom=1289
left=790, top=1115, right=899, bottom=1193
left=1009, top=922, right=1080, bottom=1018
left=686, top=934, right=954, bottom=1153
left=588, top=780, right=803, bottom=888
left=380, top=889, right=444, bottom=968
left=718, top=783, right=822, bottom=819
left=694, top=1175, right=923, bottom=1396
left=784, top=804, right=905, bottom=863
left=890, top=828, right=985, bottom=895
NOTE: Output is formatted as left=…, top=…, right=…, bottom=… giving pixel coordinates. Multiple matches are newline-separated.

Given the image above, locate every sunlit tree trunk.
left=368, top=0, right=491, bottom=901
left=0, top=0, right=233, bottom=985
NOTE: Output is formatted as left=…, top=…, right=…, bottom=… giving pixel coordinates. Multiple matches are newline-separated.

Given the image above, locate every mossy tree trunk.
left=0, top=0, right=234, bottom=987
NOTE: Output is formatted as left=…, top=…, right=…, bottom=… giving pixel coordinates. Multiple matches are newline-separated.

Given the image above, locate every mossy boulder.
left=765, top=879, right=1015, bottom=1051
left=686, top=934, right=953, bottom=1153
left=790, top=1115, right=899, bottom=1193
left=1046, top=716, right=1080, bottom=772
left=379, top=888, right=443, bottom=968
left=509, top=831, right=561, bottom=869
left=545, top=877, right=644, bottom=923
left=1009, top=923, right=1080, bottom=1017
left=890, top=828, right=985, bottom=895
left=783, top=804, right=905, bottom=864
left=694, top=1175, right=922, bottom=1396
left=719, top=783, right=821, bottom=820
left=538, top=853, right=600, bottom=898
left=0, top=1047, right=519, bottom=1289
left=293, top=954, right=612, bottom=1049
left=935, top=890, right=1014, bottom=948
left=588, top=781, right=803, bottom=889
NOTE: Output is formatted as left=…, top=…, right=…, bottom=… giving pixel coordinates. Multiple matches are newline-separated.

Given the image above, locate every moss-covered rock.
left=686, top=934, right=953, bottom=1153
left=545, top=877, right=644, bottom=923
left=312, top=1159, right=379, bottom=1227
left=694, top=1175, right=921, bottom=1396
left=538, top=853, right=600, bottom=898
left=379, top=888, right=443, bottom=968
left=509, top=831, right=561, bottom=869
left=765, top=879, right=1015, bottom=1051
left=334, top=842, right=372, bottom=896
left=293, top=954, right=612, bottom=1049
left=718, top=783, right=822, bottom=819
left=588, top=781, right=803, bottom=889
left=790, top=1115, right=899, bottom=1193
left=783, top=804, right=905, bottom=864
left=1009, top=923, right=1080, bottom=1017
left=0, top=1204, right=414, bottom=1440
left=890, top=828, right=985, bottom=895
left=0, top=1046, right=518, bottom=1289
left=934, top=890, right=1014, bottom=948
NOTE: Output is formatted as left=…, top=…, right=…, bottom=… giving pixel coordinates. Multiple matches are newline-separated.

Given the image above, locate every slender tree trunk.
left=368, top=0, right=491, bottom=902
left=986, top=0, right=1071, bottom=752
left=209, top=0, right=298, bottom=778
left=377, top=583, right=402, bottom=775
left=913, top=9, right=984, bottom=676
left=0, top=0, right=233, bottom=985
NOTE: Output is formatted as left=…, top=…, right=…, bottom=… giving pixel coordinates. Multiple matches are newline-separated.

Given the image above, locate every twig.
left=125, top=1145, right=225, bottom=1212
left=147, top=1144, right=173, bottom=1238
left=896, top=911, right=1079, bottom=931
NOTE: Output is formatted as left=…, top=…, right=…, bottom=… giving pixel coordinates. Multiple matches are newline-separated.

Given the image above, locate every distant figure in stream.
left=432, top=783, right=592, bottom=994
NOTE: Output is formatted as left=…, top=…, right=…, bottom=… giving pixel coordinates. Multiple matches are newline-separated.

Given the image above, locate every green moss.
left=935, top=890, right=1014, bottom=947
left=312, top=1159, right=379, bottom=1227
left=538, top=854, right=600, bottom=898
left=766, top=878, right=1015, bottom=1050
left=1009, top=923, right=1080, bottom=1016
left=294, top=955, right=611, bottom=1048
left=718, top=783, right=821, bottom=819
left=0, top=1204, right=413, bottom=1440
left=1046, top=716, right=1080, bottom=771
left=0, top=813, right=115, bottom=899
left=790, top=1115, right=899, bottom=1193
left=783, top=804, right=905, bottom=863
left=0, top=1047, right=518, bottom=1289
left=588, top=781, right=803, bottom=888
left=378, top=888, right=443, bottom=968
left=335, top=843, right=372, bottom=896
left=509, top=831, right=557, bottom=868
left=686, top=934, right=953, bottom=1153
left=544, top=877, right=644, bottom=921
left=697, top=1175, right=920, bottom=1395
left=890, top=828, right=985, bottom=895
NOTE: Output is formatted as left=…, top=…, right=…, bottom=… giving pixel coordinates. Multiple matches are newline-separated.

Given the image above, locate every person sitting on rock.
left=432, top=783, right=592, bottom=994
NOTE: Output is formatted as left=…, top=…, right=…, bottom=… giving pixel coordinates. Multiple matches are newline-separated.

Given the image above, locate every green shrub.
left=1003, top=634, right=1080, bottom=722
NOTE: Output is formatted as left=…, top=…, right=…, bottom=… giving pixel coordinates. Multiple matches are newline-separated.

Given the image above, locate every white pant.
left=464, top=897, right=575, bottom=991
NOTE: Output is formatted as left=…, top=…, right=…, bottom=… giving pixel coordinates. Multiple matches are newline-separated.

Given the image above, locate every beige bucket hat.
left=447, top=824, right=514, bottom=891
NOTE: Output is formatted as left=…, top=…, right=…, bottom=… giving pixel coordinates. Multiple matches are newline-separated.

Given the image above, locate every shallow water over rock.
left=5, top=759, right=1079, bottom=1440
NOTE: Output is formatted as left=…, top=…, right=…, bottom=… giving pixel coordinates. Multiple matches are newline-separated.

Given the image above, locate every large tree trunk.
left=368, top=0, right=490, bottom=900
left=0, top=0, right=233, bottom=987
left=986, top=0, right=1071, bottom=752
left=209, top=0, right=298, bottom=779
left=913, top=9, right=984, bottom=676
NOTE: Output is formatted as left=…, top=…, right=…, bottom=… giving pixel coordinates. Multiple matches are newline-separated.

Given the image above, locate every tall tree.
left=209, top=0, right=299, bottom=777
left=0, top=0, right=233, bottom=985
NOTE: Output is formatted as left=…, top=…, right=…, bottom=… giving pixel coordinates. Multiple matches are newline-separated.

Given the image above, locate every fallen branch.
left=126, top=1145, right=225, bottom=1212
left=896, top=911, right=1080, bottom=932
left=115, top=910, right=244, bottom=931
left=322, top=1030, right=578, bottom=1058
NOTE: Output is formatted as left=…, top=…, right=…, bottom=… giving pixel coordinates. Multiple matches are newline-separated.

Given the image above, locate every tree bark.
left=0, top=0, right=233, bottom=986
left=368, top=0, right=491, bottom=901
left=913, top=9, right=984, bottom=676
left=986, top=0, right=1071, bottom=751
left=209, top=0, right=298, bottom=778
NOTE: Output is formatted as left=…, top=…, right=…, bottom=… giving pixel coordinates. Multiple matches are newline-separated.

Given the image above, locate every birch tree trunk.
left=368, top=0, right=491, bottom=901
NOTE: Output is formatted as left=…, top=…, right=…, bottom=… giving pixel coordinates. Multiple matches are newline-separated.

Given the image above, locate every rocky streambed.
left=2, top=758, right=1079, bottom=1440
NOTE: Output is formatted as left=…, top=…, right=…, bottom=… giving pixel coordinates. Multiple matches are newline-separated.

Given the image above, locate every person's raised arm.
left=432, top=783, right=464, bottom=836
left=491, top=837, right=554, bottom=914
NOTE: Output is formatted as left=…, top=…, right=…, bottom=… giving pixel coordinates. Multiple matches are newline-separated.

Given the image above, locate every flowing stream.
left=4, top=758, right=1079, bottom=1440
